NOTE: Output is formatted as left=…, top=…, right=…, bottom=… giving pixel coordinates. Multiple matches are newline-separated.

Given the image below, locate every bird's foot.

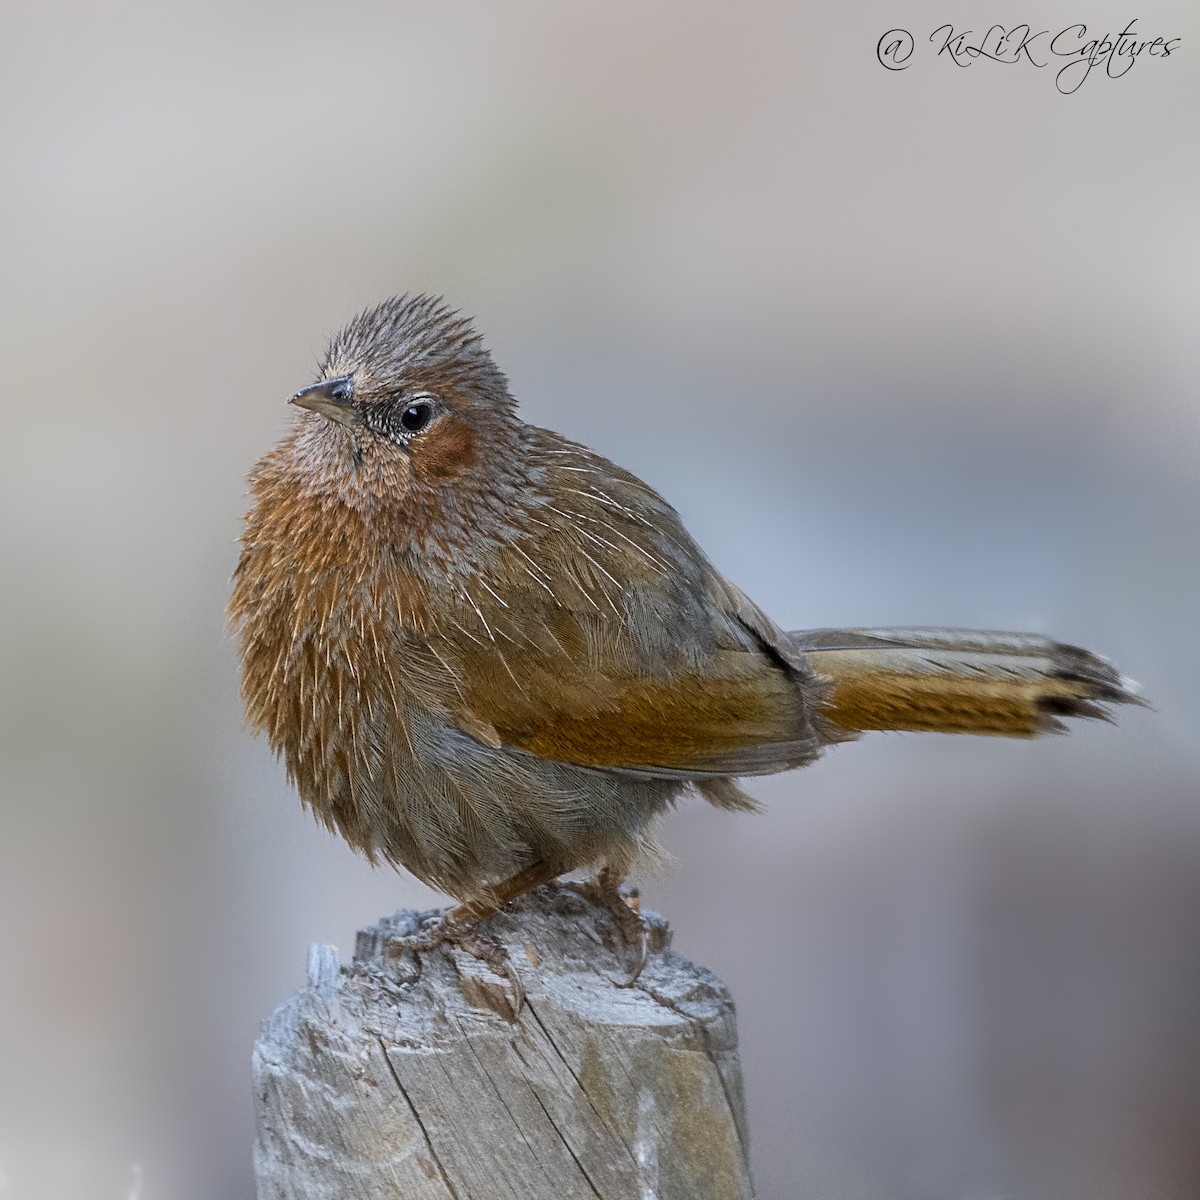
left=385, top=863, right=569, bottom=1014
left=387, top=910, right=525, bottom=1016
left=566, top=868, right=649, bottom=986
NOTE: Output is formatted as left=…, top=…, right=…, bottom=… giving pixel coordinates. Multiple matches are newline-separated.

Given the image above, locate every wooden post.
left=253, top=886, right=755, bottom=1200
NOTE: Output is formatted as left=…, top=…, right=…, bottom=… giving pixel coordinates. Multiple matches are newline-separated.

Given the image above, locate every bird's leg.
left=443, top=859, right=565, bottom=929
left=567, top=865, right=649, bottom=986
left=399, top=861, right=565, bottom=1011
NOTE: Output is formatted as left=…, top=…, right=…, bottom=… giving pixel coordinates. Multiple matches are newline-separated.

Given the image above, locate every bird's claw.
left=567, top=873, right=650, bottom=987
left=612, top=921, right=650, bottom=988
left=394, top=912, right=525, bottom=1015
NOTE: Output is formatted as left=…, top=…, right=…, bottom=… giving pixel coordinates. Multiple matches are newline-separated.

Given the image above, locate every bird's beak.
left=289, top=376, right=357, bottom=426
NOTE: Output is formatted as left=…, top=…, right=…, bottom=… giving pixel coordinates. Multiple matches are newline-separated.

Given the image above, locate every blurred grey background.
left=1, top=2, right=1197, bottom=1198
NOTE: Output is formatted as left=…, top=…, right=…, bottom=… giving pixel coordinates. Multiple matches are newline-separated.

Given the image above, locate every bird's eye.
left=399, top=400, right=434, bottom=434
left=328, top=379, right=353, bottom=404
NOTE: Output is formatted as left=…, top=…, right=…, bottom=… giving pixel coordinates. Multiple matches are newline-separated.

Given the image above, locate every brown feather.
left=230, top=296, right=1141, bottom=905
left=792, top=629, right=1143, bottom=737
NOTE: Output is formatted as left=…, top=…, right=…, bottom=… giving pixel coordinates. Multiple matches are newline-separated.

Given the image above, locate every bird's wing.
left=425, top=436, right=840, bottom=779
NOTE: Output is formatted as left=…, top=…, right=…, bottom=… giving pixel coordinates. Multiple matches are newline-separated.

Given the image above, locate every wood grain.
left=254, top=887, right=755, bottom=1199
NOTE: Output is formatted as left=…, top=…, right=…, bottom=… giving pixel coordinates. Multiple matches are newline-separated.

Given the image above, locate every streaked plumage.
left=230, top=295, right=1141, bottom=905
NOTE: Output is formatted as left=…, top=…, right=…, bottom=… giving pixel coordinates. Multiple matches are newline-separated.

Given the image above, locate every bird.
left=230, top=294, right=1141, bottom=954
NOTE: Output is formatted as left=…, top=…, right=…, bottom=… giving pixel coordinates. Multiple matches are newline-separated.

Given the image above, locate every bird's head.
left=287, top=295, right=519, bottom=502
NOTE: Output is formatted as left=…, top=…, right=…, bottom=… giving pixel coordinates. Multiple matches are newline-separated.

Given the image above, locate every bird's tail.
left=790, top=627, right=1144, bottom=738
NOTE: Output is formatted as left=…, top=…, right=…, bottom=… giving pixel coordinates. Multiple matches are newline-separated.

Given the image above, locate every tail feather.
left=789, top=627, right=1144, bottom=738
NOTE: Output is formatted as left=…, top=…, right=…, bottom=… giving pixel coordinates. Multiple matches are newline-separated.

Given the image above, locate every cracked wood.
left=253, top=887, right=755, bottom=1199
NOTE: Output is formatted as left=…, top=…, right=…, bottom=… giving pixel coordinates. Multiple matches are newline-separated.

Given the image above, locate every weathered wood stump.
left=253, top=886, right=754, bottom=1199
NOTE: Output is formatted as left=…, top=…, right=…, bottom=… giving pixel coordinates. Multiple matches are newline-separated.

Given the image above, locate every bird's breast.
left=231, top=476, right=455, bottom=776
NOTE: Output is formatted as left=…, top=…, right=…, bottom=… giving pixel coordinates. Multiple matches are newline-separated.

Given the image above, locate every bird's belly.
left=247, top=610, right=678, bottom=900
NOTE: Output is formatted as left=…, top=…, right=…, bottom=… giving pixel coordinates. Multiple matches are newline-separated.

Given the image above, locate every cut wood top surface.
left=254, top=887, right=755, bottom=1200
